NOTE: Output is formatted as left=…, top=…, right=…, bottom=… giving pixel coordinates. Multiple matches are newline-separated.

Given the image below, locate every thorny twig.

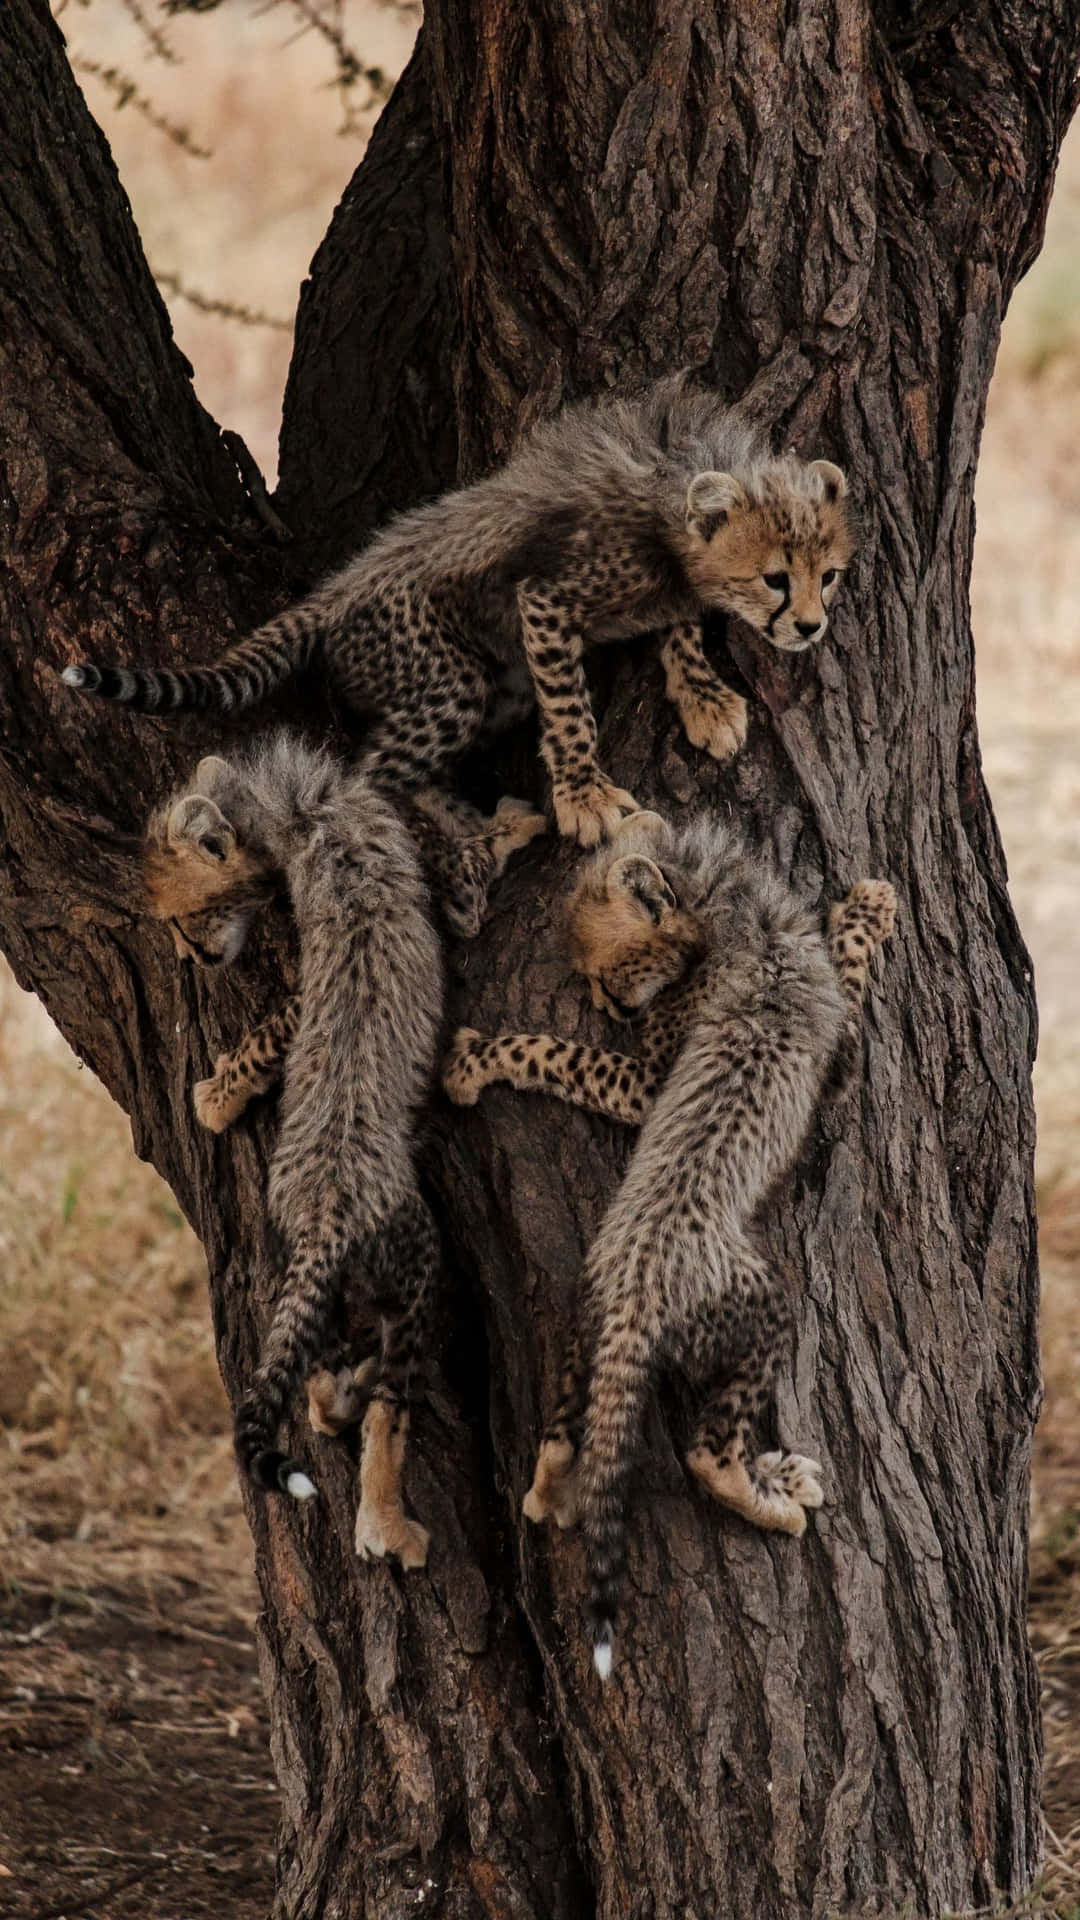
left=154, top=270, right=292, bottom=332
left=70, top=56, right=212, bottom=156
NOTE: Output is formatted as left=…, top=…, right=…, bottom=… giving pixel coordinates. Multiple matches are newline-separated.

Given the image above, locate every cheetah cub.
left=191, top=787, right=546, bottom=1135
left=443, top=814, right=896, bottom=1672
left=64, top=376, right=855, bottom=847
left=147, top=733, right=543, bottom=1569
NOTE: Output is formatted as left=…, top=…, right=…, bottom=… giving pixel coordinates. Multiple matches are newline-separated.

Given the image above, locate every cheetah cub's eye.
left=821, top=568, right=837, bottom=587
left=764, top=571, right=789, bottom=593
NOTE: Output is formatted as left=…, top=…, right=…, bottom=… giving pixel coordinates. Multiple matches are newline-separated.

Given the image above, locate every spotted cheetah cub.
left=64, top=376, right=855, bottom=847
left=443, top=815, right=895, bottom=1671
left=191, top=788, right=546, bottom=1135
left=147, top=734, right=543, bottom=1567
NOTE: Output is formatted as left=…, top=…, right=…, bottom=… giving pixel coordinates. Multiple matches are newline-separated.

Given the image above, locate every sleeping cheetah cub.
left=147, top=733, right=543, bottom=1568
left=191, top=787, right=546, bottom=1135
left=64, top=375, right=855, bottom=846
left=443, top=814, right=895, bottom=1672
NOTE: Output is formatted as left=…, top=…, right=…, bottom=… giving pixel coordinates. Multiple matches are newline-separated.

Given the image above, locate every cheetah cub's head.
left=144, top=755, right=276, bottom=965
left=568, top=815, right=704, bottom=1018
left=680, top=456, right=855, bottom=652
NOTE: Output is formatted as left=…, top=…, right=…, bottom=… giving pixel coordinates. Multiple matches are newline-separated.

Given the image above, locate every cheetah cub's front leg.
left=193, top=995, right=301, bottom=1133
left=523, top=1334, right=587, bottom=1529
left=354, top=1400, right=431, bottom=1570
left=660, top=621, right=748, bottom=764
left=523, top=1438, right=581, bottom=1529
left=824, top=878, right=898, bottom=1098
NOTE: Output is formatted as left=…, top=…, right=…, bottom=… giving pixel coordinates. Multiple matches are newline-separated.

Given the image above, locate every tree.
left=1, top=1, right=1076, bottom=1912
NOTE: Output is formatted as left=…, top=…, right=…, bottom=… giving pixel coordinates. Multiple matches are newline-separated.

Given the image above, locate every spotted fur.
left=443, top=815, right=896, bottom=1671
left=148, top=734, right=444, bottom=1559
left=65, top=377, right=855, bottom=846
left=188, top=789, right=546, bottom=1135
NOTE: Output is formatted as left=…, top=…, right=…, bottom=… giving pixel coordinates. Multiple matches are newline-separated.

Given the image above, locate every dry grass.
left=970, top=129, right=1080, bottom=1920
left=0, top=966, right=252, bottom=1616
left=2, top=9, right=1079, bottom=1907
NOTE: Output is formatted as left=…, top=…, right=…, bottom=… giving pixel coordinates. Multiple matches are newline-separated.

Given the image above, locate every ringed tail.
left=233, top=1237, right=346, bottom=1498
left=579, top=1314, right=655, bottom=1682
left=61, top=604, right=324, bottom=716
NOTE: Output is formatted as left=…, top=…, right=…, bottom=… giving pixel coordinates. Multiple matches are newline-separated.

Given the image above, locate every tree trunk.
left=2, top=1, right=1076, bottom=1914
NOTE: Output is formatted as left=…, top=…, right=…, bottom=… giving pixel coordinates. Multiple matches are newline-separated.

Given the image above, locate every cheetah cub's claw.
left=552, top=778, right=641, bottom=848
left=193, top=1056, right=251, bottom=1134
left=687, top=1445, right=824, bottom=1537
left=522, top=1436, right=580, bottom=1529
left=442, top=1028, right=485, bottom=1106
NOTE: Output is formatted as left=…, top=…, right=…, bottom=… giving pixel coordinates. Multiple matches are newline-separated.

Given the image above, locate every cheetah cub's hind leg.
left=410, top=789, right=547, bottom=940
left=660, top=621, right=749, bottom=764
left=523, top=1332, right=587, bottom=1530
left=686, top=1275, right=823, bottom=1536
left=688, top=1445, right=824, bottom=1537
left=355, top=1399, right=431, bottom=1570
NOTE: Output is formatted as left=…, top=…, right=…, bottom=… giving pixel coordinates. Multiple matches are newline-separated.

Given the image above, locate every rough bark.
left=2, top=2, right=1077, bottom=1916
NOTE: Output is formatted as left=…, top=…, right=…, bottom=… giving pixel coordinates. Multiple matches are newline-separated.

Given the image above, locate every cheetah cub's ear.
left=166, top=794, right=236, bottom=865
left=808, top=459, right=848, bottom=504
left=606, top=855, right=677, bottom=926
left=685, top=471, right=747, bottom=542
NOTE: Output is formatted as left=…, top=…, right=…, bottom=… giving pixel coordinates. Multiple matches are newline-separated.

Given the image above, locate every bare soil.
left=0, top=1582, right=276, bottom=1920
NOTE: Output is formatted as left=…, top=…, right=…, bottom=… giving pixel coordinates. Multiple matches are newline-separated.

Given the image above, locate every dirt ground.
left=3, top=7, right=1079, bottom=1917
left=0, top=1582, right=275, bottom=1920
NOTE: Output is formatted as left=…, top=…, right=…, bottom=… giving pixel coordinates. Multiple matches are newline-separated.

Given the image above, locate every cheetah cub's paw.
left=831, top=878, right=898, bottom=947
left=441, top=1028, right=485, bottom=1106
left=687, top=1445, right=824, bottom=1537
left=193, top=1058, right=251, bottom=1133
left=663, top=652, right=748, bottom=763
left=354, top=1504, right=431, bottom=1570
left=552, top=778, right=641, bottom=848
left=306, top=1358, right=377, bottom=1436
left=522, top=1437, right=580, bottom=1529
left=492, top=795, right=549, bottom=858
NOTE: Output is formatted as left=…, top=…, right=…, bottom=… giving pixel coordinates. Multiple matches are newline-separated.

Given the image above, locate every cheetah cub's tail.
left=577, top=1319, right=655, bottom=1679
left=61, top=596, right=326, bottom=716
left=233, top=1237, right=348, bottom=1500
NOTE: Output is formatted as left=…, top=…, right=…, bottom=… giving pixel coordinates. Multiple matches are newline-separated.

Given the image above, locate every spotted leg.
left=360, top=630, right=493, bottom=794
left=518, top=572, right=640, bottom=845
left=823, top=878, right=897, bottom=1098
left=523, top=1326, right=588, bottom=1529
left=659, top=620, right=748, bottom=763
left=684, top=1265, right=823, bottom=1536
left=409, top=790, right=548, bottom=939
left=193, top=994, right=301, bottom=1132
left=442, top=1028, right=660, bottom=1125
left=354, top=1196, right=439, bottom=1571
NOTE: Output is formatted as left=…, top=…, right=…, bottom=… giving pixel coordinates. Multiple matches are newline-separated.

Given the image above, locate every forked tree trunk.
left=1, top=2, right=1076, bottom=1914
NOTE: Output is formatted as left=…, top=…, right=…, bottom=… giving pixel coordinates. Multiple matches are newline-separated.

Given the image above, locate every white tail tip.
left=593, top=1638, right=613, bottom=1681
left=285, top=1470, right=317, bottom=1501
left=61, top=665, right=86, bottom=687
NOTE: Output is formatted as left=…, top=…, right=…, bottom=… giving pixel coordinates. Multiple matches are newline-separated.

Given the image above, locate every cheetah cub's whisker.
left=444, top=810, right=896, bottom=1673
left=65, top=374, right=854, bottom=846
